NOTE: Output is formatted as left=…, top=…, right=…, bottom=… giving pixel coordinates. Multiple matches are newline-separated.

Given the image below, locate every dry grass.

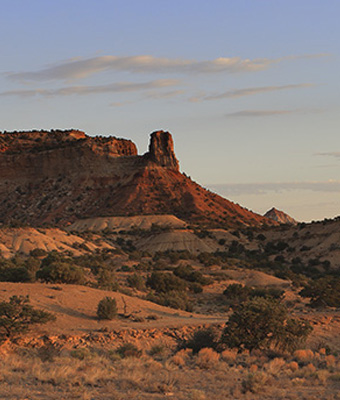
left=0, top=344, right=339, bottom=400
left=195, top=348, right=220, bottom=369
left=294, top=349, right=315, bottom=363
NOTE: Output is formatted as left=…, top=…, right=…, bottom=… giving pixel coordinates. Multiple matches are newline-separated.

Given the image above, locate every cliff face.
left=0, top=129, right=273, bottom=227
left=144, top=130, right=179, bottom=170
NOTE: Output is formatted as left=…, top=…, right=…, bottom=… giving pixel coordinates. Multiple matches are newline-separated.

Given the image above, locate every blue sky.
left=1, top=0, right=339, bottom=221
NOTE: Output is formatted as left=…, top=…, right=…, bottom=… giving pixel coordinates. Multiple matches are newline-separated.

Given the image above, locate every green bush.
left=0, top=296, right=55, bottom=341
left=223, top=284, right=284, bottom=307
left=183, top=326, right=220, bottom=354
left=36, top=262, right=85, bottom=284
left=146, top=272, right=187, bottom=293
left=127, top=273, right=146, bottom=291
left=97, top=297, right=118, bottom=320
left=173, top=265, right=211, bottom=285
left=146, top=290, right=192, bottom=311
left=221, top=297, right=312, bottom=352
left=223, top=284, right=251, bottom=305
left=96, top=269, right=119, bottom=291
left=0, top=266, right=33, bottom=283
left=299, top=277, right=340, bottom=308
left=189, top=282, right=203, bottom=293
left=30, top=248, right=47, bottom=257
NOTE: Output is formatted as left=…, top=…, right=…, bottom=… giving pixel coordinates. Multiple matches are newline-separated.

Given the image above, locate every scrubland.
left=0, top=342, right=339, bottom=400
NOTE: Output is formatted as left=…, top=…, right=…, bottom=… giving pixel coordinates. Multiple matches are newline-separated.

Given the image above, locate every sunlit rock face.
left=0, top=129, right=274, bottom=228
left=144, top=130, right=179, bottom=170
left=264, top=207, right=297, bottom=225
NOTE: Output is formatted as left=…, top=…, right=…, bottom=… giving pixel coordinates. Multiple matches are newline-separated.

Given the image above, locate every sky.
left=1, top=0, right=339, bottom=222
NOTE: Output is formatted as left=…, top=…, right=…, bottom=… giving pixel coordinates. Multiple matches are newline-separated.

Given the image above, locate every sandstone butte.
left=0, top=129, right=274, bottom=228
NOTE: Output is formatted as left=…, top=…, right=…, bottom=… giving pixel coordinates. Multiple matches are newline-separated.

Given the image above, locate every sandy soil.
left=0, top=282, right=226, bottom=337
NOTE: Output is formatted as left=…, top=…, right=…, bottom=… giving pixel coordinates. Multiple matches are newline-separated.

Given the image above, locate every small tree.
left=221, top=297, right=312, bottom=352
left=97, top=297, right=118, bottom=320
left=0, top=296, right=56, bottom=341
left=299, top=277, right=340, bottom=308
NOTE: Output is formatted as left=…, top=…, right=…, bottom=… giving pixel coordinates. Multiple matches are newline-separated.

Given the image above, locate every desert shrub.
left=40, top=251, right=69, bottom=267
left=182, top=326, right=220, bottom=354
left=70, top=348, right=93, bottom=360
left=294, top=349, right=315, bottom=364
left=223, top=284, right=251, bottom=305
left=299, top=276, right=340, bottom=308
left=173, top=265, right=211, bottom=285
left=0, top=265, right=33, bottom=283
left=36, top=261, right=85, bottom=284
left=251, top=287, right=284, bottom=300
left=197, top=252, right=220, bottom=267
left=148, top=344, right=167, bottom=358
left=220, top=348, right=237, bottom=364
left=242, top=372, right=269, bottom=393
left=146, top=272, right=187, bottom=293
left=221, top=298, right=312, bottom=352
left=24, top=257, right=41, bottom=274
left=196, top=348, right=220, bottom=369
left=96, top=269, right=119, bottom=291
left=96, top=297, right=118, bottom=320
left=29, top=248, right=47, bottom=257
left=116, top=343, right=142, bottom=358
left=0, top=295, right=55, bottom=341
left=127, top=273, right=146, bottom=291
left=223, top=284, right=284, bottom=306
left=189, top=282, right=203, bottom=293
left=146, top=290, right=192, bottom=311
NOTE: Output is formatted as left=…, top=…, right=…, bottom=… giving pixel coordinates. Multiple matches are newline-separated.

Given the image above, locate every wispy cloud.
left=0, top=79, right=179, bottom=98
left=207, top=181, right=340, bottom=196
left=6, top=53, right=328, bottom=82
left=315, top=152, right=340, bottom=159
left=226, top=110, right=297, bottom=117
left=190, top=83, right=314, bottom=102
left=146, top=89, right=184, bottom=99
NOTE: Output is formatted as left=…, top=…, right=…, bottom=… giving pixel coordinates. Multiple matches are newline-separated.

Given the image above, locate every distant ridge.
left=0, top=129, right=275, bottom=228
left=264, top=207, right=297, bottom=225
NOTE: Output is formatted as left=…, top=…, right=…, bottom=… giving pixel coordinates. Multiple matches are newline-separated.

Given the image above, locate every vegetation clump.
left=96, top=297, right=118, bottom=320
left=299, top=276, right=340, bottom=308
left=182, top=326, right=220, bottom=354
left=37, top=261, right=85, bottom=284
left=0, top=295, right=55, bottom=341
left=146, top=272, right=187, bottom=293
left=221, top=297, right=312, bottom=352
left=173, top=264, right=211, bottom=285
left=223, top=283, right=284, bottom=307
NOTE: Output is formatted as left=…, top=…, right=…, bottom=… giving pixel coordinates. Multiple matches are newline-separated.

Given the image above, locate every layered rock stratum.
left=0, top=129, right=273, bottom=227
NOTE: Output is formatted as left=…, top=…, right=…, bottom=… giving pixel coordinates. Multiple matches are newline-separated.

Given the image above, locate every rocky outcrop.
left=0, top=129, right=274, bottom=227
left=264, top=207, right=297, bottom=225
left=0, top=129, right=138, bottom=157
left=144, top=130, right=179, bottom=170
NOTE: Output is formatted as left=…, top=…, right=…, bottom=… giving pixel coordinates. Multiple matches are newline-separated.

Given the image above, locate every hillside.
left=0, top=129, right=273, bottom=228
